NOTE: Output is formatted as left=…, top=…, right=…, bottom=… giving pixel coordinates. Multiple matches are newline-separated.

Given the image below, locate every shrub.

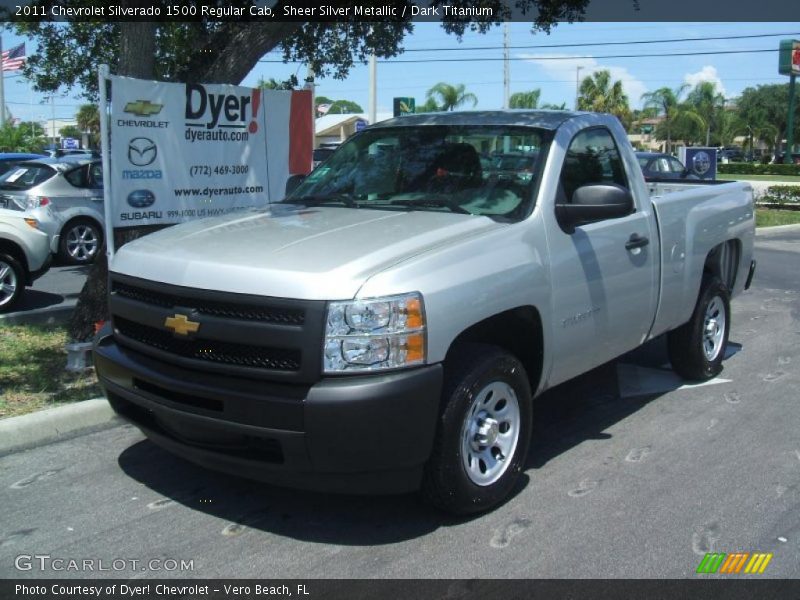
left=717, top=162, right=800, bottom=177
left=760, top=185, right=800, bottom=204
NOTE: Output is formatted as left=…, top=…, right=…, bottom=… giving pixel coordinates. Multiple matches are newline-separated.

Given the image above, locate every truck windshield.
left=285, top=125, right=549, bottom=221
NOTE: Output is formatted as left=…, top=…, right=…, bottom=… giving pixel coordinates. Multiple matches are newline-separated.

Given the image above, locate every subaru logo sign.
left=127, top=189, right=156, bottom=208
left=128, top=137, right=157, bottom=167
left=692, top=151, right=711, bottom=176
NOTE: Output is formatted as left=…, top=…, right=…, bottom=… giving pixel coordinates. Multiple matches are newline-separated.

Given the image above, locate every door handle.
left=625, top=233, right=649, bottom=250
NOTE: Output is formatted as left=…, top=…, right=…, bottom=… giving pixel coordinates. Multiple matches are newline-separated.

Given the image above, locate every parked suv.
left=0, top=208, right=54, bottom=312
left=0, top=157, right=104, bottom=264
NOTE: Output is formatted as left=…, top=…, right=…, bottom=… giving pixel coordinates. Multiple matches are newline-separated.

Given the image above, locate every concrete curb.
left=756, top=223, right=800, bottom=235
left=0, top=304, right=74, bottom=326
left=0, top=398, right=121, bottom=457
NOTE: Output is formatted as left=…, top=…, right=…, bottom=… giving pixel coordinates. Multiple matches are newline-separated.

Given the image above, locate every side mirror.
left=285, top=174, right=306, bottom=196
left=556, top=184, right=633, bottom=232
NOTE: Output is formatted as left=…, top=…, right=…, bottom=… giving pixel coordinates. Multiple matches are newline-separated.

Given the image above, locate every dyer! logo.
left=185, top=84, right=261, bottom=133
left=128, top=137, right=157, bottom=166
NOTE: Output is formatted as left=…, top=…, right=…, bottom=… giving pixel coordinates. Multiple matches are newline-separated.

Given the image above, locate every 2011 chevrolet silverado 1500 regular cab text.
left=94, top=111, right=756, bottom=514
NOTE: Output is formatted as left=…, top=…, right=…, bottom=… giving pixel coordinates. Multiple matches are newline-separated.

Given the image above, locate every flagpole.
left=0, top=36, right=6, bottom=128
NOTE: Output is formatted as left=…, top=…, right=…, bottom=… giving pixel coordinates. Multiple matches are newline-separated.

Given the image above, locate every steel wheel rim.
left=66, top=224, right=98, bottom=261
left=0, top=260, right=18, bottom=307
left=703, top=295, right=726, bottom=361
left=460, top=380, right=521, bottom=486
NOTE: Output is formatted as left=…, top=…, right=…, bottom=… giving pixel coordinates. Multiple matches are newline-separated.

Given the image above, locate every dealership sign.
left=778, top=39, right=800, bottom=76
left=108, top=74, right=312, bottom=227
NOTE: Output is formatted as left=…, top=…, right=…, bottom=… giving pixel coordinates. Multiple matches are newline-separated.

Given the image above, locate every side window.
left=559, top=128, right=629, bottom=203
left=64, top=165, right=89, bottom=188
left=668, top=158, right=685, bottom=173
left=89, top=163, right=103, bottom=189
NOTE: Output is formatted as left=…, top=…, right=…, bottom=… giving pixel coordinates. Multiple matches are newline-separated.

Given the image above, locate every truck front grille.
left=115, top=317, right=301, bottom=371
left=109, top=274, right=326, bottom=383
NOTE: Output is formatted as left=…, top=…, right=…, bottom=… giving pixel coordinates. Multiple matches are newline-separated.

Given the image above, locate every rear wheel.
left=0, top=253, right=25, bottom=313
left=668, top=276, right=730, bottom=381
left=422, top=344, right=532, bottom=515
left=60, top=219, right=102, bottom=264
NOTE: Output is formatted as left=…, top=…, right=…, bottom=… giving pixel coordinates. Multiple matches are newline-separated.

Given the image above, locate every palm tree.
left=76, top=104, right=100, bottom=147
left=509, top=89, right=541, bottom=109
left=425, top=83, right=478, bottom=112
left=684, top=81, right=726, bottom=146
left=577, top=70, right=631, bottom=128
left=640, top=84, right=689, bottom=153
left=540, top=102, right=568, bottom=110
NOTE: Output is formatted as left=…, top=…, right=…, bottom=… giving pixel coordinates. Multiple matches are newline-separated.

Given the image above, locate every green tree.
left=683, top=81, right=726, bottom=146
left=540, top=101, right=568, bottom=110
left=577, top=70, right=631, bottom=129
left=257, top=76, right=298, bottom=90
left=415, top=97, right=441, bottom=113
left=59, top=125, right=82, bottom=139
left=314, top=95, right=363, bottom=115
left=735, top=83, right=800, bottom=155
left=640, top=84, right=689, bottom=153
left=9, top=0, right=590, bottom=341
left=426, top=82, right=478, bottom=112
left=509, top=89, right=541, bottom=109
left=0, top=121, right=47, bottom=152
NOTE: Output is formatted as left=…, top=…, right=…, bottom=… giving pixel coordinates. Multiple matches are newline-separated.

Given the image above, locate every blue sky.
left=2, top=21, right=799, bottom=124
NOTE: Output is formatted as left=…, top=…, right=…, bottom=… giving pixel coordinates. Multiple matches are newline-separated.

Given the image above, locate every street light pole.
left=575, top=66, right=584, bottom=111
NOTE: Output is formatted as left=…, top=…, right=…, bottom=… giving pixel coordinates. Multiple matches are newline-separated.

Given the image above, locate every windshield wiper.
left=385, top=197, right=471, bottom=215
left=282, top=194, right=357, bottom=208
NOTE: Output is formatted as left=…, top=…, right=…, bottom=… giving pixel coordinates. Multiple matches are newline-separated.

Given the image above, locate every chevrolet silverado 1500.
left=94, top=111, right=755, bottom=514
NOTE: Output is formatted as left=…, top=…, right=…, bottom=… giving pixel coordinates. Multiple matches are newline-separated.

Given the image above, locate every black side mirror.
left=285, top=174, right=306, bottom=196
left=556, top=184, right=633, bottom=232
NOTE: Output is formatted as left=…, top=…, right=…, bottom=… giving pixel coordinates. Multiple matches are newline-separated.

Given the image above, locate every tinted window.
left=0, top=164, right=57, bottom=190
left=65, top=165, right=90, bottom=188
left=560, top=128, right=628, bottom=202
left=668, top=158, right=686, bottom=173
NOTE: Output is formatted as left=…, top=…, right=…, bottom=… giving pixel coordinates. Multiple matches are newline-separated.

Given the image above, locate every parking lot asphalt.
left=0, top=231, right=798, bottom=579
left=0, top=262, right=89, bottom=325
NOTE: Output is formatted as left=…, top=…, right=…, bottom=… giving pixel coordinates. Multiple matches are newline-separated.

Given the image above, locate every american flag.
left=316, top=103, right=331, bottom=115
left=2, top=43, right=26, bottom=72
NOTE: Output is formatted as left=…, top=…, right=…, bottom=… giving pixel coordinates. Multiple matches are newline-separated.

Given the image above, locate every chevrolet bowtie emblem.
left=124, top=100, right=163, bottom=117
left=164, top=314, right=200, bottom=336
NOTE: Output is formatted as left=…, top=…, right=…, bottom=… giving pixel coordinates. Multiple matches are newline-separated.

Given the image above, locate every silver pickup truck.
left=94, top=111, right=755, bottom=514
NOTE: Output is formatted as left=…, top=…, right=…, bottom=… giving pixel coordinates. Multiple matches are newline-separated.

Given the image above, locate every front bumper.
left=28, top=251, right=52, bottom=284
left=94, top=326, right=443, bottom=494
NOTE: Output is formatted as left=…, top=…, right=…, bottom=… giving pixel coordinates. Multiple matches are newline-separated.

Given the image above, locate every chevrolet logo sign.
left=124, top=100, right=163, bottom=117
left=164, top=314, right=200, bottom=336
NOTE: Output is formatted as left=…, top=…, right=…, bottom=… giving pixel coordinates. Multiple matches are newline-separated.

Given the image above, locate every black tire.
left=668, top=276, right=731, bottom=381
left=59, top=219, right=102, bottom=265
left=422, top=344, right=533, bottom=515
left=0, top=252, right=25, bottom=314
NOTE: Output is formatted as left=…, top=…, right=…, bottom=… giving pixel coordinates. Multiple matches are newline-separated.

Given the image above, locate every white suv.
left=0, top=208, right=55, bottom=313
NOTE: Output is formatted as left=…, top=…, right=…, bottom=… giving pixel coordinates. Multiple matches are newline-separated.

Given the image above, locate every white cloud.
left=518, top=53, right=648, bottom=108
left=683, top=66, right=726, bottom=98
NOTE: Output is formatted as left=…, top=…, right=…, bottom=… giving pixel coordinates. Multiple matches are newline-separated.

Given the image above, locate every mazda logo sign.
left=128, top=137, right=157, bottom=167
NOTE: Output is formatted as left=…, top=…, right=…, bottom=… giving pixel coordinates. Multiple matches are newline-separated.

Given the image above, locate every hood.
left=111, top=205, right=500, bottom=300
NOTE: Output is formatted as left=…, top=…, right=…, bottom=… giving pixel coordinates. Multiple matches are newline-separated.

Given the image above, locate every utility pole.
left=575, top=66, right=584, bottom=111
left=0, top=37, right=6, bottom=128
left=503, top=23, right=510, bottom=109
left=786, top=72, right=796, bottom=164
left=368, top=53, right=377, bottom=125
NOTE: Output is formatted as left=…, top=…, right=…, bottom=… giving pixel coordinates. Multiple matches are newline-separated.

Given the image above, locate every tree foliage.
left=426, top=82, right=478, bottom=111
left=509, top=89, right=541, bottom=109
left=577, top=70, right=631, bottom=128
left=58, top=125, right=82, bottom=139
left=735, top=83, right=800, bottom=153
left=0, top=121, right=47, bottom=152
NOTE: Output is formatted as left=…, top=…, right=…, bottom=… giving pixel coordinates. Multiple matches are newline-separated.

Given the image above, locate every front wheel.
left=422, top=344, right=533, bottom=515
left=668, top=276, right=731, bottom=381
left=0, top=253, right=25, bottom=313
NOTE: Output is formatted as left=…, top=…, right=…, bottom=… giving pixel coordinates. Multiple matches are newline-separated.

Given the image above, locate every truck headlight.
left=324, top=292, right=426, bottom=373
